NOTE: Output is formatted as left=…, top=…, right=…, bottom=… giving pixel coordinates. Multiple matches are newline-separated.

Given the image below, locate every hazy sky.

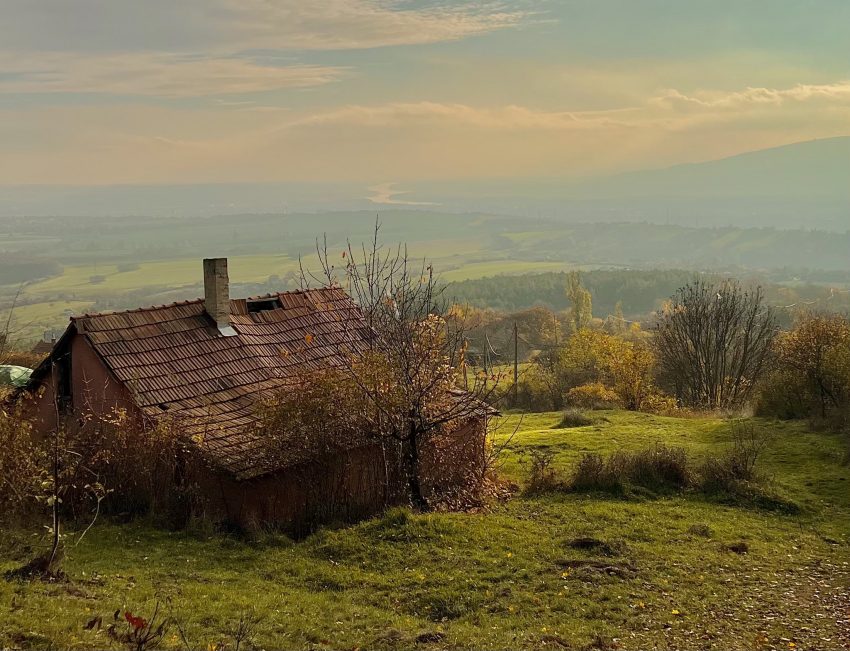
left=2, top=1, right=849, bottom=187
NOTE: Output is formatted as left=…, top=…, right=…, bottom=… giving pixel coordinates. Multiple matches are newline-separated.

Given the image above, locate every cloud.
left=652, top=81, right=850, bottom=110
left=0, top=2, right=528, bottom=99
left=220, top=1, right=530, bottom=50
left=0, top=52, right=345, bottom=97
left=286, top=101, right=636, bottom=131
left=1, top=1, right=528, bottom=54
left=3, top=77, right=850, bottom=186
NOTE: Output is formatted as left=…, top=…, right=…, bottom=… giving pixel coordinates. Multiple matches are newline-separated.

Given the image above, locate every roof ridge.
left=72, top=286, right=346, bottom=321
left=73, top=298, right=205, bottom=321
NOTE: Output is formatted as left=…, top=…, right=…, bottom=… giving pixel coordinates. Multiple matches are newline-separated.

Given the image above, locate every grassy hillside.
left=2, top=412, right=848, bottom=650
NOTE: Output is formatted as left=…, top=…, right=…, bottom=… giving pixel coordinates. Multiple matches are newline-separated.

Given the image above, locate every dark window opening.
left=247, top=298, right=282, bottom=313
left=55, top=351, right=72, bottom=414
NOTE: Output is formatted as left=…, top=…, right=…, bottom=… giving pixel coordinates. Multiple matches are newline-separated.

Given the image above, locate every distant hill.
left=557, top=137, right=850, bottom=230
left=411, top=138, right=850, bottom=230
left=584, top=137, right=850, bottom=201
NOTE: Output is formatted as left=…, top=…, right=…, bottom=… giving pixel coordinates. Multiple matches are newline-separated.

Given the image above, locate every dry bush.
left=523, top=448, right=564, bottom=495
left=65, top=410, right=187, bottom=519
left=0, top=401, right=42, bottom=520
left=620, top=445, right=690, bottom=491
left=697, top=421, right=770, bottom=493
left=639, top=392, right=680, bottom=415
left=0, top=349, right=45, bottom=369
left=569, top=453, right=624, bottom=494
left=696, top=422, right=798, bottom=512
left=568, top=444, right=690, bottom=495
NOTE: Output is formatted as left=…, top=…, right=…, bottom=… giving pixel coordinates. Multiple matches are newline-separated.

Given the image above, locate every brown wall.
left=23, top=332, right=139, bottom=436
left=419, top=418, right=487, bottom=503
left=194, top=420, right=487, bottom=533
left=195, top=443, right=404, bottom=535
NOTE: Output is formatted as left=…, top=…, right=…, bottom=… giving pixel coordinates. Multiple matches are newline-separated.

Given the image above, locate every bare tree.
left=654, top=279, right=776, bottom=409
left=299, top=221, right=502, bottom=509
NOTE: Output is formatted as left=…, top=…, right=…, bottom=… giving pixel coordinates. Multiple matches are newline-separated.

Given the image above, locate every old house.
left=20, top=259, right=489, bottom=531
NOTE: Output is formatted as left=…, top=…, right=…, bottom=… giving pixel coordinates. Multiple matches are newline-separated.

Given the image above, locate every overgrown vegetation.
left=524, top=420, right=795, bottom=513
left=1, top=411, right=847, bottom=650
left=0, top=402, right=186, bottom=579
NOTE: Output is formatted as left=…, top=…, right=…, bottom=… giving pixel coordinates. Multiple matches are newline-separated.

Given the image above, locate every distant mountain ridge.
left=582, top=136, right=850, bottom=200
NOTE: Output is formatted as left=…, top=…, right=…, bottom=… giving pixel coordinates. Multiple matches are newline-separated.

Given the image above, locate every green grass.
left=23, top=255, right=297, bottom=298
left=1, top=412, right=849, bottom=650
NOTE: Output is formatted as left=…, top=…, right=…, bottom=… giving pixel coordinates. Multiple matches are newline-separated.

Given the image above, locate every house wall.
left=419, top=418, right=488, bottom=502
left=194, top=419, right=488, bottom=534
left=195, top=443, right=404, bottom=535
left=23, top=333, right=140, bottom=436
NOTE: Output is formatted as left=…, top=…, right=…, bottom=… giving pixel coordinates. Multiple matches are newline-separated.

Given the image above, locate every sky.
left=1, top=0, right=849, bottom=192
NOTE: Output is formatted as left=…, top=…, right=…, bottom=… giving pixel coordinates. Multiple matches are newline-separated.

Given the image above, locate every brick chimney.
left=203, top=258, right=236, bottom=336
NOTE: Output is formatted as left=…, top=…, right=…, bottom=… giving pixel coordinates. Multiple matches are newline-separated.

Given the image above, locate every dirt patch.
left=3, top=554, right=66, bottom=583
left=415, top=631, right=446, bottom=644
left=722, top=541, right=749, bottom=554
left=566, top=537, right=625, bottom=556
left=557, top=559, right=638, bottom=579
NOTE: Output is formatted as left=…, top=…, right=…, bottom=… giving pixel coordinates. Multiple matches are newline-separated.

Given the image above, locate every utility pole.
left=513, top=322, right=519, bottom=403
left=483, top=330, right=489, bottom=392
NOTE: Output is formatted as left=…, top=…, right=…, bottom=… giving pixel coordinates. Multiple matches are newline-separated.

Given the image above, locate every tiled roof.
left=71, top=288, right=372, bottom=479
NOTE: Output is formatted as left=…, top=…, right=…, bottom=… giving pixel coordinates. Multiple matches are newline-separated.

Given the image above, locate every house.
left=31, top=331, right=59, bottom=357
left=20, top=258, right=488, bottom=531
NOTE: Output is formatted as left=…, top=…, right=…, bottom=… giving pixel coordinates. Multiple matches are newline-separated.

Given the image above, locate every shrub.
left=695, top=422, right=798, bottom=512
left=756, top=313, right=850, bottom=424
left=697, top=422, right=769, bottom=493
left=523, top=448, right=564, bottom=494
left=620, top=444, right=690, bottom=492
left=568, top=444, right=690, bottom=495
left=754, top=370, right=811, bottom=420
left=506, top=366, right=563, bottom=412
left=566, top=382, right=621, bottom=410
left=569, top=452, right=624, bottom=494
left=639, top=392, right=680, bottom=415
left=0, top=349, right=44, bottom=369
left=556, top=408, right=593, bottom=428
left=0, top=402, right=42, bottom=520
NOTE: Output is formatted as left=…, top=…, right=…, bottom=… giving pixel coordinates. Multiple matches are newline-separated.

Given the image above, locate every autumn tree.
left=594, top=334, right=657, bottom=411
left=654, top=279, right=776, bottom=409
left=757, top=312, right=850, bottom=420
left=292, top=224, right=499, bottom=509
left=530, top=329, right=661, bottom=412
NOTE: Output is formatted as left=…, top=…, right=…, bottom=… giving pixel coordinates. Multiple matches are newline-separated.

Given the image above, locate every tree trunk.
left=402, top=432, right=427, bottom=510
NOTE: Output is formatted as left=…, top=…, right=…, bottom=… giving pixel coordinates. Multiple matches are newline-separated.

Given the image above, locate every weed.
left=556, top=408, right=594, bottom=428
left=523, top=448, right=565, bottom=495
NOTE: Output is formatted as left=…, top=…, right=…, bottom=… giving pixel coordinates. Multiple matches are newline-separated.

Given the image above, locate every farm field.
left=2, top=255, right=577, bottom=342
left=2, top=411, right=848, bottom=650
